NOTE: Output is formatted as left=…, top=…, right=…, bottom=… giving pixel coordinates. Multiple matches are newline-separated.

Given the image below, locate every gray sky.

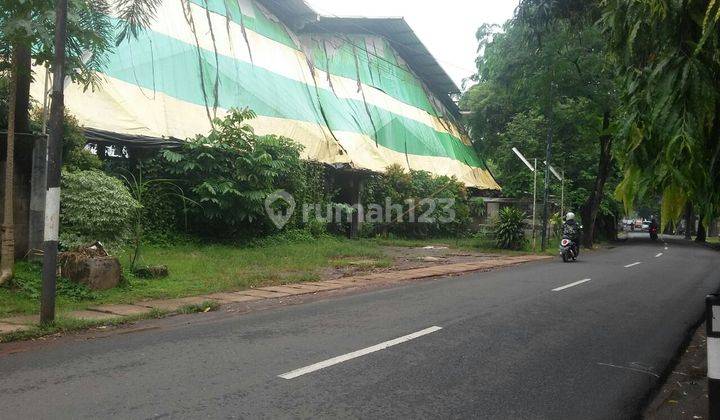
left=304, top=0, right=518, bottom=89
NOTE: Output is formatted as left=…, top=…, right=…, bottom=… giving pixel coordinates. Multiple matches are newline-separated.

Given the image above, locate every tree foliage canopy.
left=604, top=0, right=720, bottom=228
left=463, top=2, right=619, bottom=225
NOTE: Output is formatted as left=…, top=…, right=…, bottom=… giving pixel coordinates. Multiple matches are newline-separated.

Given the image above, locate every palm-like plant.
left=494, top=207, right=527, bottom=250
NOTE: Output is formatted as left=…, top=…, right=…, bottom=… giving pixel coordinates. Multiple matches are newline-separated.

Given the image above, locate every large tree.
left=604, top=0, right=720, bottom=236
left=464, top=1, right=619, bottom=247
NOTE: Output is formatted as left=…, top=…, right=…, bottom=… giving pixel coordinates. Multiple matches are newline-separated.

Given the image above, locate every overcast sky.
left=304, top=0, right=518, bottom=90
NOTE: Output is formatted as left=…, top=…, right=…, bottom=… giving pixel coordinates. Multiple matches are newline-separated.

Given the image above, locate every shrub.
left=160, top=108, right=319, bottom=237
left=62, top=114, right=102, bottom=171
left=494, top=207, right=527, bottom=250
left=29, top=109, right=102, bottom=172
left=362, top=164, right=471, bottom=238
left=60, top=170, right=141, bottom=249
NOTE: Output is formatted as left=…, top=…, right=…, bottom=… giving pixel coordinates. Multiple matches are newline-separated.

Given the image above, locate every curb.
left=0, top=255, right=551, bottom=338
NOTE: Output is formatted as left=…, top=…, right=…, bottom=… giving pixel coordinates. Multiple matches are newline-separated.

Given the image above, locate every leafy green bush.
left=494, top=207, right=527, bottom=250
left=362, top=164, right=472, bottom=238
left=60, top=170, right=141, bottom=249
left=160, top=108, right=324, bottom=237
left=62, top=114, right=102, bottom=171
left=29, top=110, right=102, bottom=172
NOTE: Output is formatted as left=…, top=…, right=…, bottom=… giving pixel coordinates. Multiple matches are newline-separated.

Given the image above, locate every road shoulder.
left=644, top=322, right=708, bottom=419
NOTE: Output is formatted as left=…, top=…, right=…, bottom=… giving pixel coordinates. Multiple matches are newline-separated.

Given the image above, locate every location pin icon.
left=264, top=190, right=296, bottom=229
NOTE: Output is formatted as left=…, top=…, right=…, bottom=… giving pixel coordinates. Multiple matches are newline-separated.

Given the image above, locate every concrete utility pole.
left=41, top=0, right=68, bottom=325
left=28, top=68, right=50, bottom=260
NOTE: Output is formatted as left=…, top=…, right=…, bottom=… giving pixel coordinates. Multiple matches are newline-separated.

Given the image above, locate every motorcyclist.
left=649, top=217, right=659, bottom=239
left=562, top=212, right=581, bottom=256
left=649, top=217, right=658, bottom=231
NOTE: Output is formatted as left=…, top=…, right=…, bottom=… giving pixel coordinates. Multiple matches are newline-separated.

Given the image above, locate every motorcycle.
left=559, top=237, right=578, bottom=262
left=649, top=225, right=658, bottom=241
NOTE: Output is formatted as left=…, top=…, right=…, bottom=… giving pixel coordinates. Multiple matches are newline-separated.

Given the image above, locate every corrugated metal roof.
left=257, top=1, right=460, bottom=116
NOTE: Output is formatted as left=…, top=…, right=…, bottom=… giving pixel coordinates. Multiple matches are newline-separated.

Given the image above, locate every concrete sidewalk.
left=0, top=254, right=550, bottom=337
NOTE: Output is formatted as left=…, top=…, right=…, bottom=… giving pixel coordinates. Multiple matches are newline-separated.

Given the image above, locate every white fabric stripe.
left=279, top=326, right=443, bottom=379
left=29, top=75, right=498, bottom=189
left=126, top=1, right=466, bottom=142
left=709, top=337, right=720, bottom=379
left=552, top=279, right=591, bottom=292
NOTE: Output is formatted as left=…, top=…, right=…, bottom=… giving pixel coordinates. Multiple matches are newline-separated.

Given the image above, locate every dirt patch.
left=321, top=245, right=504, bottom=280
left=644, top=323, right=708, bottom=419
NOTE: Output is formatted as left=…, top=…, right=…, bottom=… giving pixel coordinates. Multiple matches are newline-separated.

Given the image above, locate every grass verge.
left=0, top=301, right=220, bottom=344
left=0, top=236, right=389, bottom=317
left=0, top=234, right=544, bottom=319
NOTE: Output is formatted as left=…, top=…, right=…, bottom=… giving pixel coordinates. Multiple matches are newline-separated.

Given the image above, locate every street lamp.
left=512, top=148, right=566, bottom=252
left=544, top=161, right=565, bottom=219
left=512, top=148, right=538, bottom=252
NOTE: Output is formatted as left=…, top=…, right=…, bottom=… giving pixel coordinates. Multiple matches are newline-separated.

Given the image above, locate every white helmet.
left=566, top=212, right=575, bottom=221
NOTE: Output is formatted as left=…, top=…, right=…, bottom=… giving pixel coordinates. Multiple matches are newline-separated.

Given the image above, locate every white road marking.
left=655, top=253, right=663, bottom=258
left=624, top=262, right=642, bottom=268
left=552, top=279, right=591, bottom=292
left=597, top=362, right=659, bottom=378
left=278, top=326, right=443, bottom=379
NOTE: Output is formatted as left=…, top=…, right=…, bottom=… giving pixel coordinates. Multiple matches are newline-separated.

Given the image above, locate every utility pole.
left=41, top=0, right=68, bottom=325
left=541, top=111, right=553, bottom=251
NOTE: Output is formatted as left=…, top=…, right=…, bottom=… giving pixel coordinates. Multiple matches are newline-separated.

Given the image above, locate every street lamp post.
left=533, top=159, right=538, bottom=252
left=512, top=148, right=537, bottom=252
left=512, top=148, right=565, bottom=253
left=543, top=161, right=564, bottom=236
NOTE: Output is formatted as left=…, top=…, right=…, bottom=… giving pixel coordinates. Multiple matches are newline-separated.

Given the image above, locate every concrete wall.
left=0, top=163, right=31, bottom=259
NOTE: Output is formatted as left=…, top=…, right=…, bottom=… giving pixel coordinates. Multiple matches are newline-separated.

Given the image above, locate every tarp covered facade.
left=32, top=0, right=500, bottom=190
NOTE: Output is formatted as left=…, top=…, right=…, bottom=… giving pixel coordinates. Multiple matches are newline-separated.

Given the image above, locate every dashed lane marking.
left=278, top=326, right=443, bottom=379
left=552, top=279, right=592, bottom=292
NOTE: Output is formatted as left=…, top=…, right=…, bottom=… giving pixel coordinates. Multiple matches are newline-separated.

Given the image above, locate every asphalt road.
left=0, top=237, right=718, bottom=419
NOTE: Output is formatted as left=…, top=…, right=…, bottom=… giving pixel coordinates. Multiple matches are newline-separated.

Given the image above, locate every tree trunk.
left=684, top=203, right=693, bottom=240
left=0, top=49, right=18, bottom=285
left=581, top=111, right=613, bottom=248
left=696, top=216, right=707, bottom=242
left=14, top=44, right=31, bottom=134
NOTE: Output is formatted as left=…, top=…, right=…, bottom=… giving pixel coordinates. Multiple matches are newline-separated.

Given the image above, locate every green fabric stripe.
left=306, top=35, right=437, bottom=115
left=192, top=0, right=299, bottom=49
left=107, top=24, right=484, bottom=168
left=191, top=0, right=443, bottom=115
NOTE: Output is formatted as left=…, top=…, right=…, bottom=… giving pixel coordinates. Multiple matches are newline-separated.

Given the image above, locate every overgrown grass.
left=0, top=233, right=546, bottom=318
left=0, top=236, right=389, bottom=316
left=373, top=235, right=549, bottom=255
